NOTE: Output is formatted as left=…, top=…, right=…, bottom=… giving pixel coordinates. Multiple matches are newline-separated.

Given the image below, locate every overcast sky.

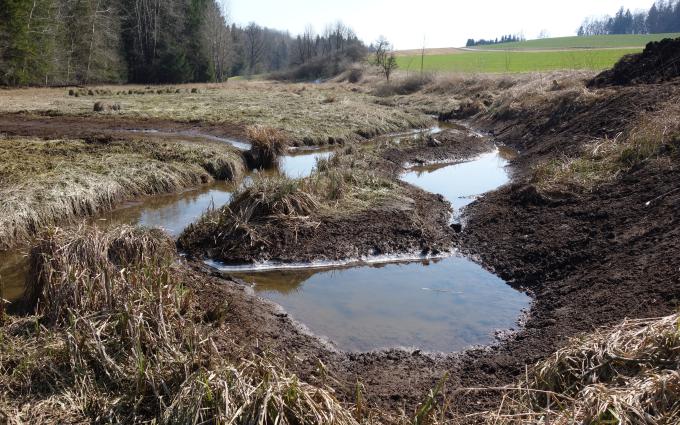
left=229, top=0, right=656, bottom=49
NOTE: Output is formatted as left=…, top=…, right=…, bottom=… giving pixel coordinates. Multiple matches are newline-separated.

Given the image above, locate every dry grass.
left=0, top=81, right=432, bottom=146
left=1, top=225, right=359, bottom=424
left=475, top=313, right=680, bottom=424
left=0, top=136, right=244, bottom=249
left=245, top=125, right=289, bottom=168
left=532, top=100, right=680, bottom=190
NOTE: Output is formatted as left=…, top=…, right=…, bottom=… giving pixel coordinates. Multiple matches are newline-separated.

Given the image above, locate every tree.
left=371, top=36, right=397, bottom=81
left=242, top=22, right=263, bottom=74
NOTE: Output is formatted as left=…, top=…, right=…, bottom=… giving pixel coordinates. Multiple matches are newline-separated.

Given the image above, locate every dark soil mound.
left=589, top=37, right=680, bottom=87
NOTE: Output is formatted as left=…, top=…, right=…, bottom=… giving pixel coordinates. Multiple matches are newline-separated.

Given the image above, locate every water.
left=278, top=148, right=333, bottom=178
left=402, top=148, right=514, bottom=211
left=230, top=148, right=530, bottom=352
left=234, top=257, right=528, bottom=352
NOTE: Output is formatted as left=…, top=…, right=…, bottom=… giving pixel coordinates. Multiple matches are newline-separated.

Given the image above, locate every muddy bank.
left=180, top=183, right=456, bottom=264
left=0, top=112, right=246, bottom=143
left=380, top=123, right=494, bottom=167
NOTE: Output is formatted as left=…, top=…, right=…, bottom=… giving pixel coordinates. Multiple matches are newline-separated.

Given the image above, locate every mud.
left=180, top=183, right=456, bottom=264
left=0, top=112, right=245, bottom=143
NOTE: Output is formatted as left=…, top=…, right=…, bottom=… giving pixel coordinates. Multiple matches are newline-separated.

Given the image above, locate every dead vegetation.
left=0, top=135, right=244, bottom=249
left=475, top=313, right=680, bottom=424
left=1, top=225, right=359, bottom=424
left=244, top=125, right=289, bottom=168
left=532, top=99, right=680, bottom=190
left=0, top=82, right=432, bottom=146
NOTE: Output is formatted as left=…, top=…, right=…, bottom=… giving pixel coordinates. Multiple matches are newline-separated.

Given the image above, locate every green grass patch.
left=396, top=48, right=642, bottom=73
left=471, top=33, right=680, bottom=50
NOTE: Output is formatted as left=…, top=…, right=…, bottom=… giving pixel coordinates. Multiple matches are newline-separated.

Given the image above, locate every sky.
left=229, top=0, right=657, bottom=49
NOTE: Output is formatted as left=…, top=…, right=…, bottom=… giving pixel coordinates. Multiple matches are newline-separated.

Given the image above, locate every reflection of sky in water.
left=138, top=189, right=232, bottom=236
left=401, top=151, right=509, bottom=210
left=246, top=257, right=529, bottom=352
left=279, top=150, right=333, bottom=178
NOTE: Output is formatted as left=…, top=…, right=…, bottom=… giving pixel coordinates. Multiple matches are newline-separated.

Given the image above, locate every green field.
left=472, top=33, right=680, bottom=50
left=396, top=48, right=642, bottom=73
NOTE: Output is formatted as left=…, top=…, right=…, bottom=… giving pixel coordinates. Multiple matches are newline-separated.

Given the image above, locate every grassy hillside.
left=395, top=48, right=641, bottom=73
left=472, top=33, right=680, bottom=50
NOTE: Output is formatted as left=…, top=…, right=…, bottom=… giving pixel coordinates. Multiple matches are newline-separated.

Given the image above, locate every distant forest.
left=578, top=0, right=680, bottom=36
left=465, top=34, right=525, bottom=47
left=0, top=0, right=364, bottom=86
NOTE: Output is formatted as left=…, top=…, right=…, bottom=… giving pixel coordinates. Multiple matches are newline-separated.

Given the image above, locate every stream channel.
left=1, top=127, right=529, bottom=353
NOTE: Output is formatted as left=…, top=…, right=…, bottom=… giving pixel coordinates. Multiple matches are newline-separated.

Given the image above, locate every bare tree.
left=243, top=22, right=264, bottom=73
left=204, top=0, right=231, bottom=81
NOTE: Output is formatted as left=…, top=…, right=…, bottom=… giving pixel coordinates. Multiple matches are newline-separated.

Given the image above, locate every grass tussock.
left=178, top=147, right=401, bottom=256
left=479, top=313, right=680, bottom=424
left=532, top=100, right=680, bottom=190
left=245, top=125, right=289, bottom=169
left=0, top=136, right=244, bottom=249
left=1, top=225, right=358, bottom=424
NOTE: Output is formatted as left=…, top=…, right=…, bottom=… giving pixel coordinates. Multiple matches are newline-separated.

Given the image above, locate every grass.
left=1, top=225, right=358, bottom=424
left=472, top=33, right=680, bottom=50
left=396, top=48, right=643, bottom=73
left=0, top=135, right=244, bottom=249
left=477, top=313, right=680, bottom=424
left=178, top=146, right=403, bottom=257
left=532, top=99, right=680, bottom=190
left=0, top=81, right=432, bottom=146
left=245, top=125, right=290, bottom=168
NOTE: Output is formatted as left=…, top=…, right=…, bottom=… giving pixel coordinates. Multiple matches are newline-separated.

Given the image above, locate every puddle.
left=278, top=148, right=333, bottom=178
left=230, top=148, right=529, bottom=352
left=402, top=149, right=511, bottom=212
left=233, top=257, right=528, bottom=352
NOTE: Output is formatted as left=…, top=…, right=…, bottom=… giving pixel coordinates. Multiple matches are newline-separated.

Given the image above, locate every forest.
left=0, top=0, right=365, bottom=86
left=578, top=0, right=680, bottom=36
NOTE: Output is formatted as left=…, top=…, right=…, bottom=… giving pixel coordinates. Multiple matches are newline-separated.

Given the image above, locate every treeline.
left=465, top=34, right=525, bottom=47
left=578, top=0, right=680, bottom=36
left=0, top=0, right=365, bottom=86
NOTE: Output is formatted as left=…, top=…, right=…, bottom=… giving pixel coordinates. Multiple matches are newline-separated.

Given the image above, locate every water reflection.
left=233, top=257, right=529, bottom=352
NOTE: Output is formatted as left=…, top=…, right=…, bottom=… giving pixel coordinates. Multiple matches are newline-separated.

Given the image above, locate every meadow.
left=396, top=48, right=642, bottom=73
left=470, top=33, right=680, bottom=50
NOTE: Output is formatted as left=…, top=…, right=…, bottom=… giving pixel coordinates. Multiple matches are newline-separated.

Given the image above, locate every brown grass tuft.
left=245, top=125, right=289, bottom=168
left=1, top=225, right=359, bottom=424
left=477, top=314, right=680, bottom=424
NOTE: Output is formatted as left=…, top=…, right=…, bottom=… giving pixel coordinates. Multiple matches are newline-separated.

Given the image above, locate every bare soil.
left=589, top=37, right=680, bottom=86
